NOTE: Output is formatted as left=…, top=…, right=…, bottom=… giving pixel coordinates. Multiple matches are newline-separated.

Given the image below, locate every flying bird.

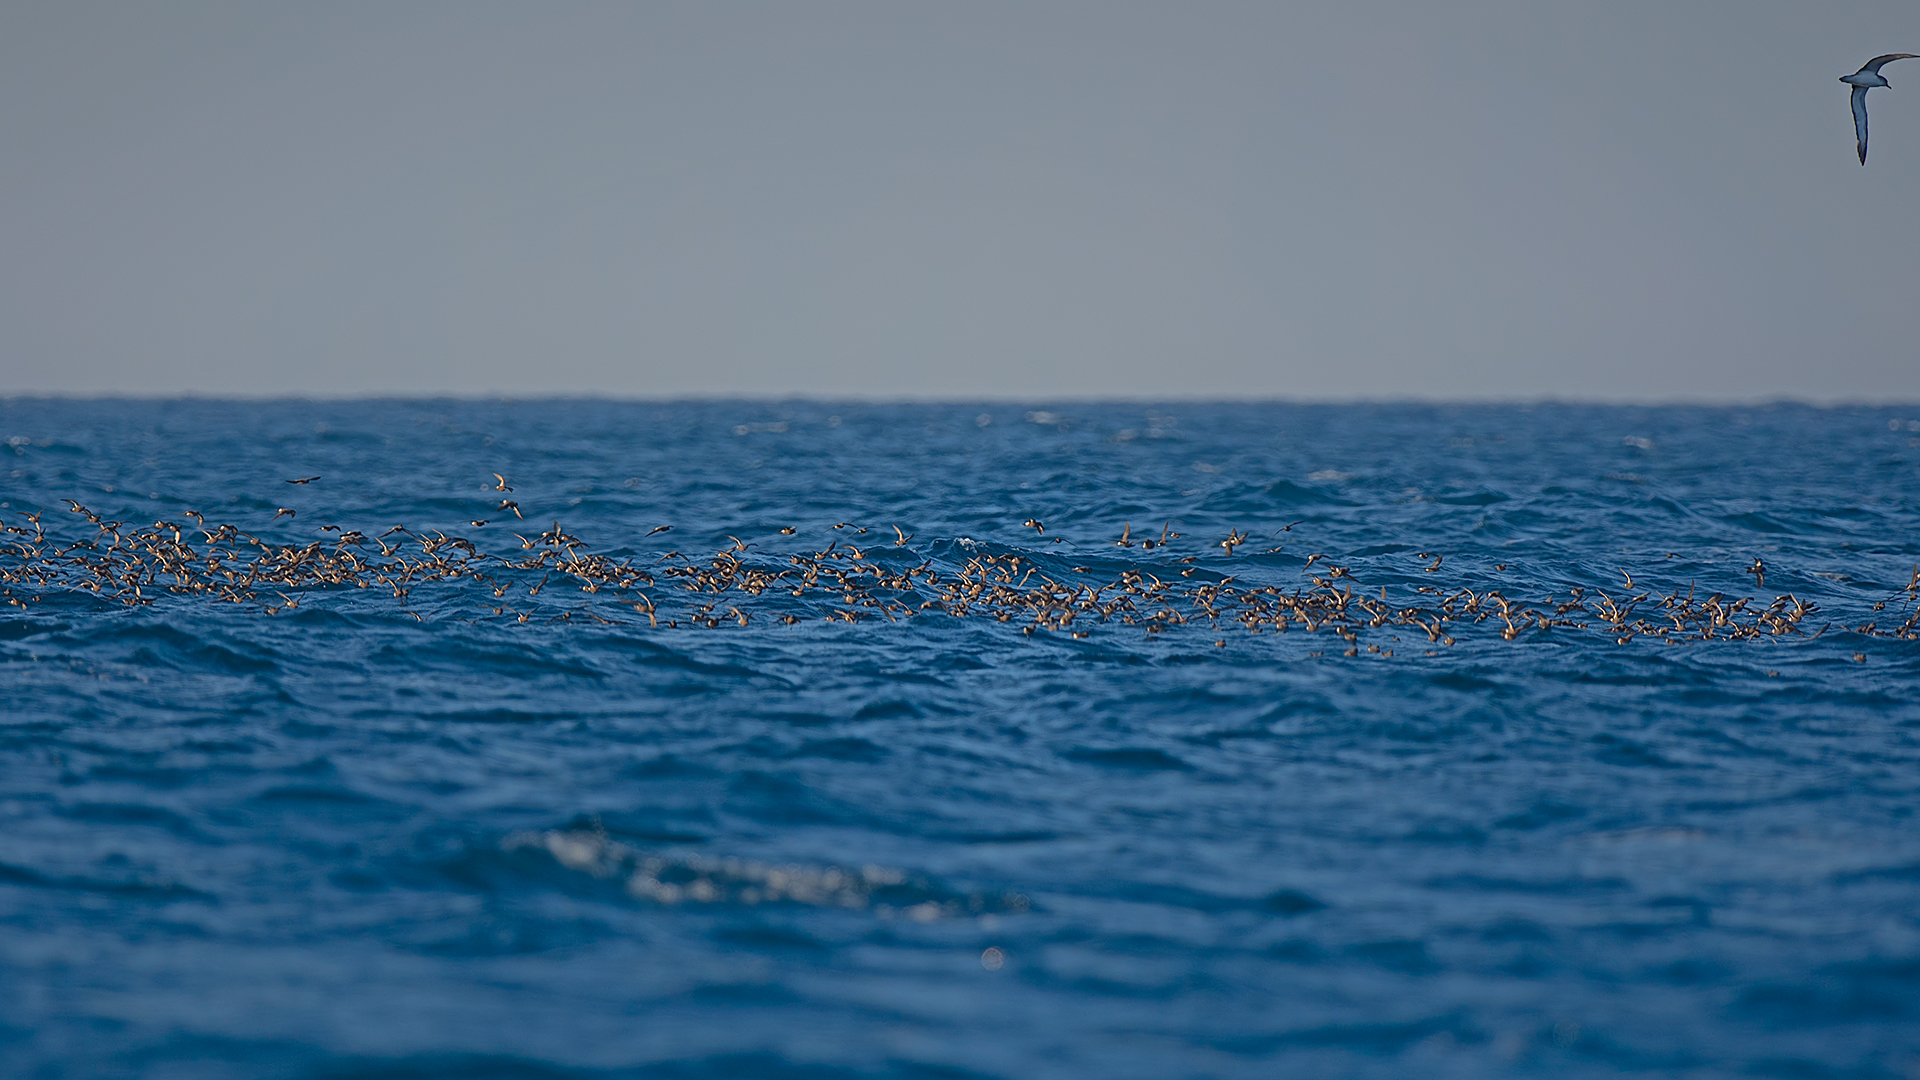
left=285, top=476, right=320, bottom=485
left=1842, top=54, right=1919, bottom=163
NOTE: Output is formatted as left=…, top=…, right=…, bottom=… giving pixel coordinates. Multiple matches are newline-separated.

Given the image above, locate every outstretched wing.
left=1860, top=53, right=1920, bottom=76
left=1854, top=84, right=1870, bottom=163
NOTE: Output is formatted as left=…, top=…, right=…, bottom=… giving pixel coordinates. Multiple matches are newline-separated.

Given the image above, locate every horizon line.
left=4, top=392, right=1919, bottom=408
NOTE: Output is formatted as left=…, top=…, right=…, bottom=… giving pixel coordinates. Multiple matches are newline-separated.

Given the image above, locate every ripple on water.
left=503, top=829, right=1032, bottom=920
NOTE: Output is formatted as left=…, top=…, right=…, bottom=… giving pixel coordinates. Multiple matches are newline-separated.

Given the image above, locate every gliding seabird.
left=1842, top=54, right=1919, bottom=163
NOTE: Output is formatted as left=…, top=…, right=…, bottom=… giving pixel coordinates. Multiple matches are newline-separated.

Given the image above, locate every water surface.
left=3, top=400, right=1918, bottom=1079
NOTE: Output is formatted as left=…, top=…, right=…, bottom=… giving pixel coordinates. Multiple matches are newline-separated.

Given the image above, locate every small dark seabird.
left=1842, top=53, right=1918, bottom=163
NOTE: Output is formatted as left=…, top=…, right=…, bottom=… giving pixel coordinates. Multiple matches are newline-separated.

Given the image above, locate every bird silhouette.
left=1843, top=54, right=1919, bottom=163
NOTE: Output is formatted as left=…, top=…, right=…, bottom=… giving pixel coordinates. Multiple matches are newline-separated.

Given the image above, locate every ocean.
left=2, top=398, right=1918, bottom=1079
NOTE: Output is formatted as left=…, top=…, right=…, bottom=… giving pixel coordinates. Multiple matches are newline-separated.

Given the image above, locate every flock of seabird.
left=3, top=478, right=1915, bottom=657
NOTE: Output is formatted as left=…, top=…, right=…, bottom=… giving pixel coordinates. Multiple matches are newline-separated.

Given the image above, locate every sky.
left=1, top=1, right=1917, bottom=402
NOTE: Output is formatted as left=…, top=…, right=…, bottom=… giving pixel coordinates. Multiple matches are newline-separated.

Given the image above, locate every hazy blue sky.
left=2, top=2, right=1917, bottom=400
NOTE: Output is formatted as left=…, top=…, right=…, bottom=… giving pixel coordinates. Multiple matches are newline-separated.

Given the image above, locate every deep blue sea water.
left=2, top=399, right=1919, bottom=1080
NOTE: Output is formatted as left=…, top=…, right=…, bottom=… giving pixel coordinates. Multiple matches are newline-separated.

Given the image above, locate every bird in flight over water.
left=1842, top=54, right=1919, bottom=163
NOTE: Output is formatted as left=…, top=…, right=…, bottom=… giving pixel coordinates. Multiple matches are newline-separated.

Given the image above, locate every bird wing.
left=1860, top=53, right=1920, bottom=75
left=1853, top=84, right=1871, bottom=163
